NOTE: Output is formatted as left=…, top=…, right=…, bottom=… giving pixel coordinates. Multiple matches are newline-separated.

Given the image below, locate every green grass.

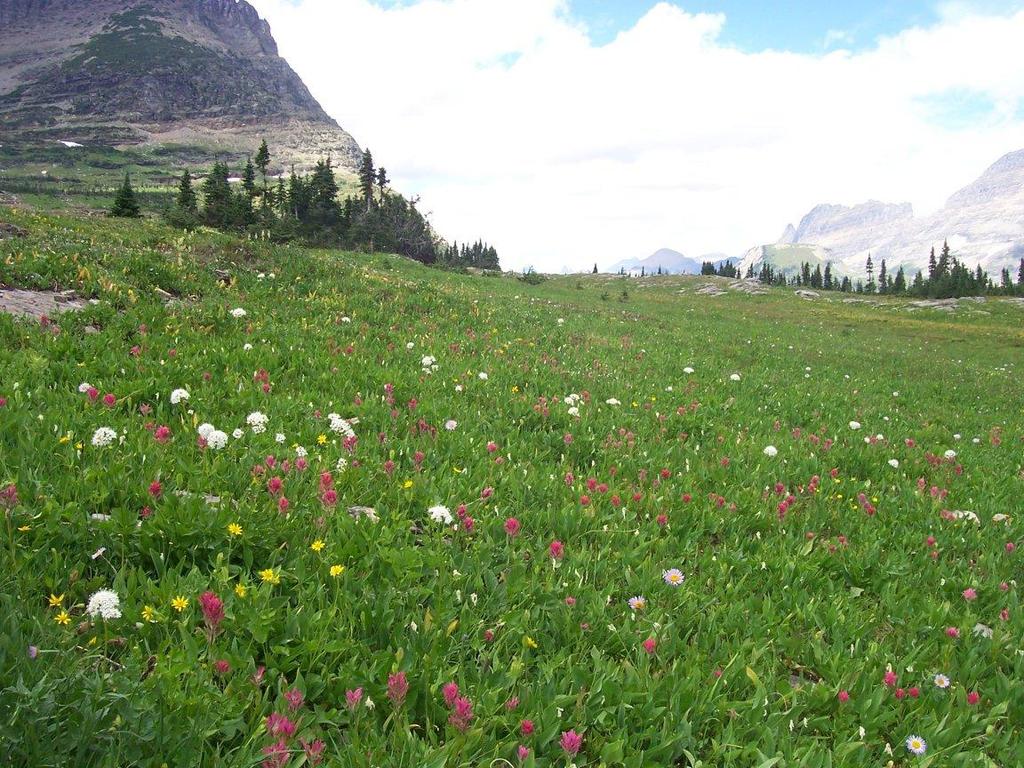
left=1, top=208, right=1022, bottom=767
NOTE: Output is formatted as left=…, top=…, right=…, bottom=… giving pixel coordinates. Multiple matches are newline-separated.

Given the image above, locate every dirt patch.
left=0, top=221, right=28, bottom=239
left=0, top=288, right=86, bottom=319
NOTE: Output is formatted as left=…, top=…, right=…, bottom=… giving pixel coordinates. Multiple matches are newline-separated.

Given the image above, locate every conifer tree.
left=928, top=247, right=937, bottom=280
left=254, top=140, right=271, bottom=189
left=176, top=170, right=197, bottom=215
left=110, top=172, right=141, bottom=218
left=358, top=149, right=375, bottom=211
left=823, top=262, right=833, bottom=290
left=202, top=162, right=233, bottom=228
left=893, top=266, right=906, bottom=294
left=242, top=157, right=257, bottom=199
left=593, top=263, right=598, bottom=274
left=376, top=167, right=389, bottom=200
left=1018, top=258, right=1024, bottom=287
left=878, top=259, right=887, bottom=294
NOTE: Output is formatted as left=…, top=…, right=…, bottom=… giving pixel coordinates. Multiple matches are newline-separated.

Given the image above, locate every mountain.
left=608, top=248, right=705, bottom=275
left=744, top=149, right=1024, bottom=278
left=0, top=0, right=360, bottom=171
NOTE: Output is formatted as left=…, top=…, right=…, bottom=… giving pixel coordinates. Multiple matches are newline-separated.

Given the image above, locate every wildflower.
left=329, top=564, right=345, bottom=577
left=504, top=517, right=521, bottom=537
left=442, top=682, right=459, bottom=706
left=837, top=690, right=850, bottom=702
left=628, top=595, right=647, bottom=611
left=346, top=687, right=364, bottom=710
left=171, top=595, right=189, bottom=612
left=478, top=371, right=488, bottom=380
left=310, top=539, right=325, bottom=552
left=967, top=691, right=980, bottom=705
left=234, top=583, right=247, bottom=598
left=517, top=745, right=530, bottom=762
left=560, top=730, right=583, bottom=756
left=230, top=307, right=247, bottom=318
left=905, top=735, right=927, bottom=755
left=428, top=505, right=453, bottom=525
left=883, top=670, right=898, bottom=687
left=148, top=480, right=162, bottom=498
left=91, top=427, right=117, bottom=447
left=232, top=428, right=244, bottom=439
left=642, top=637, right=657, bottom=654
left=849, top=421, right=861, bottom=430
left=54, top=609, right=71, bottom=626
left=47, top=593, right=64, bottom=607
left=934, top=673, right=950, bottom=689
left=962, top=587, right=977, bottom=601
left=663, top=568, right=685, bottom=586
left=227, top=522, right=243, bottom=536
left=85, top=589, right=121, bottom=619
left=141, top=605, right=156, bottom=622
left=246, top=411, right=269, bottom=434
left=199, top=591, right=224, bottom=632
left=386, top=672, right=409, bottom=707
left=259, top=568, right=281, bottom=585
left=444, top=419, right=458, bottom=431
left=28, top=645, right=38, bottom=660
left=945, top=626, right=960, bottom=638
left=284, top=688, right=305, bottom=710
left=169, top=388, right=190, bottom=405
left=549, top=540, right=564, bottom=559
left=198, top=423, right=216, bottom=440
left=207, top=430, right=228, bottom=449
left=763, top=445, right=778, bottom=458
left=213, top=659, right=231, bottom=676
left=266, top=712, right=297, bottom=738
left=301, top=739, right=326, bottom=767
left=729, top=373, right=741, bottom=381
left=888, top=459, right=900, bottom=468
left=449, top=696, right=474, bottom=732
left=520, top=719, right=534, bottom=735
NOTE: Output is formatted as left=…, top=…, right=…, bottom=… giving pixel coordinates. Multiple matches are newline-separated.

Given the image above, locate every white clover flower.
left=232, top=428, right=244, bottom=440
left=207, top=430, right=228, bottom=450
left=944, top=450, right=957, bottom=459
left=170, top=388, right=190, bottom=405
left=78, top=382, right=93, bottom=393
left=246, top=411, right=269, bottom=434
left=888, top=459, right=900, bottom=468
left=230, top=307, right=247, bottom=318
left=275, top=433, right=286, bottom=444
left=428, top=505, right=453, bottom=525
left=849, top=421, right=861, bottom=430
left=197, top=423, right=216, bottom=440
left=86, top=589, right=121, bottom=620
left=763, top=445, right=778, bottom=458
left=91, top=427, right=117, bottom=447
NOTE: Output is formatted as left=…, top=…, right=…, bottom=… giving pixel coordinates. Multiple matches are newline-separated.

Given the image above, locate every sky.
left=249, top=0, right=1024, bottom=271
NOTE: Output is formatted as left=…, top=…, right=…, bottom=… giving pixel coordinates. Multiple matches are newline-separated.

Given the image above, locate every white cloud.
left=250, top=0, right=1024, bottom=271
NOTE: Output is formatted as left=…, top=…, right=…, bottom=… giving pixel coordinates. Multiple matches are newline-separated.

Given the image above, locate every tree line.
left=112, top=140, right=498, bottom=268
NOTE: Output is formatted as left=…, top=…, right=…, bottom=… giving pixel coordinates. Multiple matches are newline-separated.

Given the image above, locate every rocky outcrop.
left=0, top=0, right=361, bottom=170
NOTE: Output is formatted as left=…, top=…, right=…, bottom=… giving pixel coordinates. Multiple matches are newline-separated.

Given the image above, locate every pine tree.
left=175, top=170, right=197, bottom=214
left=376, top=167, right=389, bottom=200
left=110, top=172, right=141, bottom=218
left=811, top=264, right=822, bottom=288
left=202, top=162, right=233, bottom=228
left=823, top=262, right=833, bottom=290
left=1018, top=258, right=1024, bottom=287
left=254, top=140, right=271, bottom=188
left=592, top=263, right=598, bottom=274
left=878, top=259, right=887, bottom=294
left=242, top=157, right=257, bottom=199
left=865, top=254, right=875, bottom=292
left=893, top=266, right=906, bottom=294
left=358, top=149, right=375, bottom=211
left=928, top=247, right=937, bottom=281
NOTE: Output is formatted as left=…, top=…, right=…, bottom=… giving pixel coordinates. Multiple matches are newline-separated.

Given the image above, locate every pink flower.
left=1006, top=542, right=1016, bottom=553
left=504, top=517, right=521, bottom=537
left=148, top=480, right=162, bottom=498
left=967, top=691, right=980, bottom=705
left=517, top=745, right=530, bottom=762
left=945, top=626, right=960, bottom=638
left=656, top=513, right=668, bottom=527
left=549, top=540, right=564, bottom=559
left=87, top=387, right=99, bottom=401
left=387, top=672, right=409, bottom=707
left=0, top=483, right=17, bottom=509
left=1000, top=608, right=1010, bottom=621
left=154, top=425, right=171, bottom=443
left=284, top=687, right=304, bottom=711
left=963, top=587, right=978, bottom=601
left=266, top=712, right=296, bottom=739
left=909, top=686, right=920, bottom=698
left=261, top=739, right=290, bottom=768
left=564, top=596, right=576, bottom=607
left=481, top=486, right=493, bottom=500
left=486, top=441, right=498, bottom=452
left=102, top=393, right=116, bottom=407
left=448, top=696, right=474, bottom=732
left=213, top=659, right=231, bottom=676
left=837, top=690, right=850, bottom=702
left=520, top=718, right=534, bottom=736
left=267, top=476, right=283, bottom=496
left=883, top=670, right=898, bottom=687
left=251, top=666, right=265, bottom=686
left=560, top=729, right=583, bottom=756
left=642, top=637, right=657, bottom=654
left=442, top=682, right=459, bottom=707
left=345, top=687, right=363, bottom=710
left=198, top=591, right=224, bottom=632
left=301, top=739, right=326, bottom=767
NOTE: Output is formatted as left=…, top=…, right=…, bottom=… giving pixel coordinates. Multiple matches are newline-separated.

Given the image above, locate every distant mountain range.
left=607, top=248, right=736, bottom=275
left=740, top=149, right=1024, bottom=278
left=0, top=0, right=361, bottom=171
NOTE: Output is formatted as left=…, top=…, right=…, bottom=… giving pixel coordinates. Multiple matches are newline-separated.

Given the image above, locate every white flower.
left=933, top=673, right=950, bottom=689
left=230, top=307, right=247, bottom=318
left=905, top=736, right=927, bottom=755
left=729, top=373, right=741, bottom=381
left=243, top=343, right=253, bottom=351
left=328, top=414, right=357, bottom=438
left=341, top=316, right=351, bottom=323
left=275, top=433, right=286, bottom=444
left=567, top=406, right=580, bottom=417
left=428, top=505, right=453, bottom=525
left=888, top=459, right=900, bottom=468
left=90, top=513, right=111, bottom=522
left=246, top=411, right=269, bottom=434
left=953, top=433, right=962, bottom=440
left=232, top=428, right=244, bottom=440
left=78, top=382, right=92, bottom=393
left=197, top=423, right=216, bottom=440
left=605, top=398, right=621, bottom=405
left=478, top=371, right=488, bottom=380
left=849, top=421, right=861, bottom=430
left=454, top=385, right=463, bottom=392
left=91, top=547, right=106, bottom=559
left=444, top=419, right=458, bottom=431
left=683, top=366, right=695, bottom=374
left=557, top=318, right=565, bottom=325
left=336, top=456, right=349, bottom=473
left=973, top=623, right=993, bottom=639
left=170, top=388, right=190, bottom=405
left=91, top=427, right=117, bottom=447
left=944, top=449, right=957, bottom=459
left=406, top=342, right=415, bottom=349
left=763, top=445, right=778, bottom=458
left=421, top=355, right=436, bottom=367
left=86, top=589, right=122, bottom=620
left=295, top=446, right=308, bottom=458
left=207, top=430, right=228, bottom=450
left=365, top=697, right=375, bottom=710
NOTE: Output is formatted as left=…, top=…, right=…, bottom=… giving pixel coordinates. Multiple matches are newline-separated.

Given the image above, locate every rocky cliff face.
left=0, top=0, right=360, bottom=170
left=751, top=150, right=1024, bottom=277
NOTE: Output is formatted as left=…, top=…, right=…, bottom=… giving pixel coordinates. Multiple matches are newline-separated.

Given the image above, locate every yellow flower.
left=59, top=434, right=71, bottom=444
left=17, top=525, right=30, bottom=532
left=402, top=479, right=413, bottom=489
left=74, top=442, right=83, bottom=451
left=54, top=609, right=71, bottom=626
left=511, top=385, right=519, bottom=393
left=234, top=583, right=247, bottom=598
left=171, top=596, right=188, bottom=612
left=329, top=564, right=345, bottom=577
left=259, top=568, right=280, bottom=585
left=48, top=593, right=64, bottom=607
left=310, top=539, right=325, bottom=553
left=141, top=605, right=156, bottom=622
left=523, top=635, right=538, bottom=649
left=317, top=434, right=328, bottom=445
left=227, top=522, right=243, bottom=537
